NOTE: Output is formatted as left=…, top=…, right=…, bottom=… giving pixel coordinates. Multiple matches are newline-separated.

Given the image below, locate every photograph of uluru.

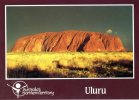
left=6, top=5, right=133, bottom=78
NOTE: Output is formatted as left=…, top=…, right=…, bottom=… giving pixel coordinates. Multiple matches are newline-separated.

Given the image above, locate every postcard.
left=0, top=1, right=139, bottom=99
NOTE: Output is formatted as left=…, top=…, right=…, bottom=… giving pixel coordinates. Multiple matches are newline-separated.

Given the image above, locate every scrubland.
left=7, top=52, right=133, bottom=78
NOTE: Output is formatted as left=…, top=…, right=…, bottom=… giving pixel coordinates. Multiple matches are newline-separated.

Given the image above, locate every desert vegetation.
left=7, top=52, right=133, bottom=78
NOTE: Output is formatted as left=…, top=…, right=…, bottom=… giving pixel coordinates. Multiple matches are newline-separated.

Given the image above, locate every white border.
left=5, top=4, right=134, bottom=80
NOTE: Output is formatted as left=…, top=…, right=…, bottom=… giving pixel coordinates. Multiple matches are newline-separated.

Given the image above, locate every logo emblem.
left=7, top=81, right=54, bottom=98
left=7, top=81, right=28, bottom=98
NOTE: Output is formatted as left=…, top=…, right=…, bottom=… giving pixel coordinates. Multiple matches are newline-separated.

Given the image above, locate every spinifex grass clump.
left=7, top=52, right=133, bottom=78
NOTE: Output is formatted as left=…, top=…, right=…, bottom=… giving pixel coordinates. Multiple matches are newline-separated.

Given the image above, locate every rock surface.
left=12, top=30, right=126, bottom=52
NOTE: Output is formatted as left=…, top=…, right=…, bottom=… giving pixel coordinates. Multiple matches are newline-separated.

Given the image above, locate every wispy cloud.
left=106, top=29, right=112, bottom=34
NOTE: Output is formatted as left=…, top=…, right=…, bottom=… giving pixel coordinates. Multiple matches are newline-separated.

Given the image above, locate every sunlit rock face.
left=12, top=30, right=126, bottom=52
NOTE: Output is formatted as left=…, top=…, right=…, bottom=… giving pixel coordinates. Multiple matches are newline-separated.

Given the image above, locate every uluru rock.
left=12, top=30, right=126, bottom=52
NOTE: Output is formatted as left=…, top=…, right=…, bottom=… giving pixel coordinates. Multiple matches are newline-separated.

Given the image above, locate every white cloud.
left=106, top=29, right=112, bottom=34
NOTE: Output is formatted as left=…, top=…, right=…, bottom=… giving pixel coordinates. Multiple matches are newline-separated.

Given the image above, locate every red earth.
left=12, top=30, right=126, bottom=52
